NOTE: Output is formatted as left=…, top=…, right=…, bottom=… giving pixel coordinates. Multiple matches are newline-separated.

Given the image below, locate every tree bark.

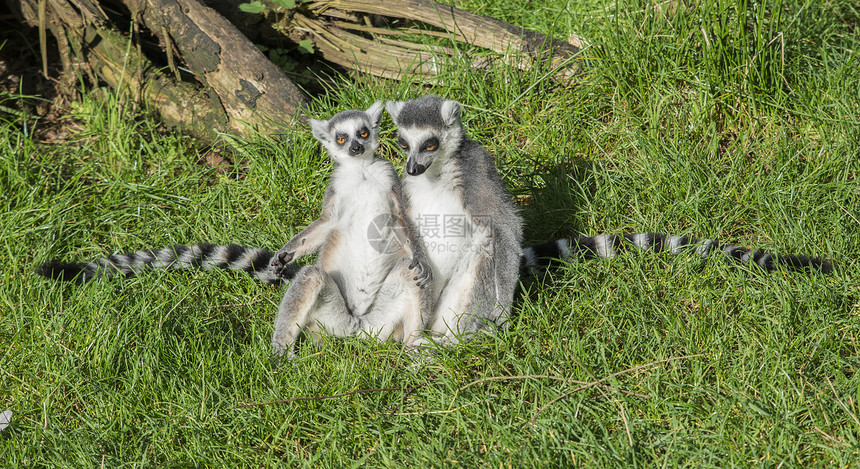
left=6, top=0, right=584, bottom=143
left=309, top=0, right=583, bottom=80
left=124, top=0, right=307, bottom=131
left=9, top=0, right=308, bottom=143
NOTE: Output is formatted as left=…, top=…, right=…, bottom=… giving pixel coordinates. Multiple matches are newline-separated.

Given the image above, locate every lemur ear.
left=440, top=100, right=462, bottom=127
left=366, top=101, right=384, bottom=128
left=308, top=119, right=330, bottom=144
left=385, top=100, right=405, bottom=122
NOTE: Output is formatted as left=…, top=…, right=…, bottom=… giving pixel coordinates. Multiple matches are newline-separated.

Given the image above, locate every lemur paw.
left=271, top=341, right=297, bottom=361
left=409, top=258, right=434, bottom=288
left=270, top=249, right=295, bottom=272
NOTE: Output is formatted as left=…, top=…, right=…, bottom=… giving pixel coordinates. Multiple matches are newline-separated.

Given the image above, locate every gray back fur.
left=387, top=95, right=524, bottom=343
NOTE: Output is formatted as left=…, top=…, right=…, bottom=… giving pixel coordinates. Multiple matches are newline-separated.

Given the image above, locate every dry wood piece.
left=281, top=0, right=584, bottom=81
left=7, top=0, right=585, bottom=143
left=9, top=0, right=307, bottom=142
left=125, top=0, right=307, bottom=132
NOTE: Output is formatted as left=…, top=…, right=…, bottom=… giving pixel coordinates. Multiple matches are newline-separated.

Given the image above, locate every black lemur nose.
left=406, top=159, right=428, bottom=176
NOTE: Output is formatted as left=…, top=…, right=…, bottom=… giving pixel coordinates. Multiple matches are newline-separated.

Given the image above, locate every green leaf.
left=271, top=0, right=296, bottom=9
left=238, top=1, right=266, bottom=13
left=269, top=48, right=293, bottom=69
left=298, top=39, right=315, bottom=55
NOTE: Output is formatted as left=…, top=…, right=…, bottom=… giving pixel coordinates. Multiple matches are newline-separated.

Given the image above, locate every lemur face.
left=395, top=127, right=442, bottom=176
left=309, top=102, right=383, bottom=162
left=386, top=96, right=463, bottom=177
left=331, top=119, right=373, bottom=159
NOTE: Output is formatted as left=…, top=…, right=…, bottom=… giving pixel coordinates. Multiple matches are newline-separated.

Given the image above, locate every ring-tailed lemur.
left=520, top=233, right=833, bottom=275
left=36, top=243, right=298, bottom=284
left=385, top=95, right=524, bottom=345
left=268, top=103, right=433, bottom=357
left=385, top=95, right=833, bottom=345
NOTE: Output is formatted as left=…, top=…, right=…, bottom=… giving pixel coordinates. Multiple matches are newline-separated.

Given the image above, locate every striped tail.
left=521, top=233, right=833, bottom=276
left=35, top=243, right=300, bottom=285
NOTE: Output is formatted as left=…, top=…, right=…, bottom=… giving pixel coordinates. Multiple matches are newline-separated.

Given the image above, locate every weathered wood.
left=7, top=0, right=583, bottom=143
left=202, top=0, right=584, bottom=82
left=305, top=0, right=583, bottom=80
left=326, top=0, right=578, bottom=57
left=8, top=0, right=308, bottom=143
left=123, top=0, right=307, bottom=134
left=291, top=13, right=444, bottom=80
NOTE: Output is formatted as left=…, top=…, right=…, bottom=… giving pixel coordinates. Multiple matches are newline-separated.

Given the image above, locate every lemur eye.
left=336, top=137, right=347, bottom=144
left=422, top=138, right=439, bottom=152
left=358, top=129, right=369, bottom=138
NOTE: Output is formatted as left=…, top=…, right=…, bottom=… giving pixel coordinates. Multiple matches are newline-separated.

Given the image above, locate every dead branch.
left=530, top=354, right=706, bottom=425
left=234, top=386, right=414, bottom=409
left=10, top=0, right=307, bottom=143
left=7, top=0, right=586, bottom=144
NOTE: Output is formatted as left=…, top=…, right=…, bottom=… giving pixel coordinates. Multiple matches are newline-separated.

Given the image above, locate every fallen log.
left=210, top=0, right=585, bottom=81
left=299, top=0, right=584, bottom=81
left=6, top=0, right=585, bottom=144
left=10, top=0, right=307, bottom=142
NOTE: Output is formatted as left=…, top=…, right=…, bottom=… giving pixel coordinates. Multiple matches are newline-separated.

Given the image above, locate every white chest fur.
left=404, top=174, right=488, bottom=299
left=322, top=161, right=400, bottom=314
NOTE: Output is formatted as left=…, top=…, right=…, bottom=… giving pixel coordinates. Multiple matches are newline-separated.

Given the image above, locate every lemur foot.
left=409, top=257, right=434, bottom=288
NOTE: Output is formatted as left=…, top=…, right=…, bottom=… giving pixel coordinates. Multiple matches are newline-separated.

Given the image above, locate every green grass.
left=2, top=0, right=859, bottom=466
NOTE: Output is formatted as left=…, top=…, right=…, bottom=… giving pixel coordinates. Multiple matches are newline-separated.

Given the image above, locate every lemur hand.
left=409, top=257, right=434, bottom=288
left=270, top=247, right=296, bottom=272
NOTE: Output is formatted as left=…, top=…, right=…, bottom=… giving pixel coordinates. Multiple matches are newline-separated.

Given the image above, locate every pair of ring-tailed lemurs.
left=38, top=96, right=525, bottom=355
left=266, top=101, right=437, bottom=357
left=37, top=95, right=832, bottom=356
left=266, top=97, right=526, bottom=356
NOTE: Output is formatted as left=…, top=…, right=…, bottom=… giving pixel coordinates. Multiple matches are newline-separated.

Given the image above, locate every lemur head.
left=385, top=95, right=464, bottom=176
left=309, top=102, right=383, bottom=162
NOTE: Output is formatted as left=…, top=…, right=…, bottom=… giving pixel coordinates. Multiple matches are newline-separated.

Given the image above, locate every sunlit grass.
left=2, top=0, right=859, bottom=465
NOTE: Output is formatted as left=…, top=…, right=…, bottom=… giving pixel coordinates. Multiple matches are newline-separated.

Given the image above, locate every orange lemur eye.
left=336, top=137, right=347, bottom=144
left=359, top=131, right=369, bottom=138
left=422, top=137, right=440, bottom=152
